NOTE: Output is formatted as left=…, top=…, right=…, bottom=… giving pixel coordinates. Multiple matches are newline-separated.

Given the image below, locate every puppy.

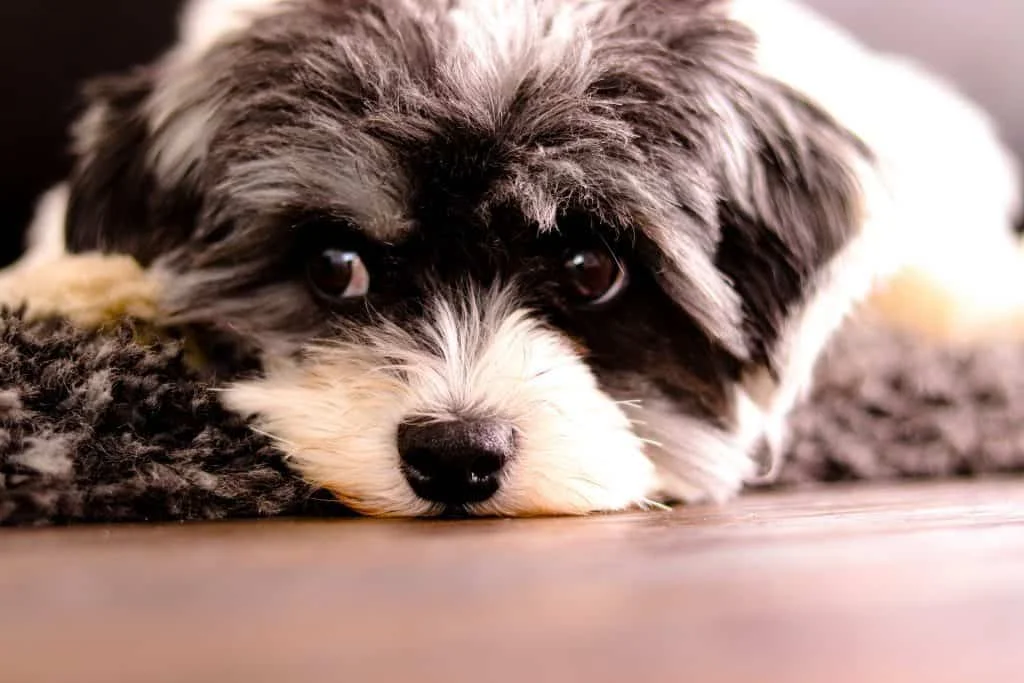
left=5, top=0, right=1021, bottom=516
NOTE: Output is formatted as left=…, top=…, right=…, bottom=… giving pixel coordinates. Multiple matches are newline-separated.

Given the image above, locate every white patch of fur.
left=146, top=90, right=223, bottom=185
left=70, top=103, right=111, bottom=164
left=628, top=392, right=760, bottom=504
left=223, top=286, right=656, bottom=517
left=179, top=0, right=288, bottom=59
left=19, top=183, right=69, bottom=268
left=146, top=0, right=288, bottom=184
left=443, top=0, right=609, bottom=126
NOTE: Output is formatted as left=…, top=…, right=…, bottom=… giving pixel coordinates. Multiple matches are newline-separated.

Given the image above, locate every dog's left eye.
left=563, top=247, right=628, bottom=306
left=307, top=248, right=370, bottom=301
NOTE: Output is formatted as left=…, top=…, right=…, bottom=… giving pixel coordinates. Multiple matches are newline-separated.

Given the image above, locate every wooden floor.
left=3, top=480, right=1024, bottom=683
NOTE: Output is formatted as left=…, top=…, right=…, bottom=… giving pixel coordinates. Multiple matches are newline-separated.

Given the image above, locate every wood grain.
left=3, top=480, right=1024, bottom=683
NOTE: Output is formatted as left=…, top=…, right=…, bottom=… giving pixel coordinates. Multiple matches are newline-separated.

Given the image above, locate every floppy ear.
left=599, top=5, right=868, bottom=368
left=712, top=83, right=867, bottom=370
left=65, top=68, right=201, bottom=266
left=631, top=81, right=866, bottom=370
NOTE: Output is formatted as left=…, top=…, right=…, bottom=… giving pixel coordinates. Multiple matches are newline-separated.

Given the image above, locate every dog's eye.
left=563, top=247, right=628, bottom=306
left=307, top=248, right=370, bottom=301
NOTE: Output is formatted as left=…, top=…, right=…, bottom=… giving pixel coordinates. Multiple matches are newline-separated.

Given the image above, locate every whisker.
left=638, top=498, right=672, bottom=512
left=249, top=426, right=298, bottom=448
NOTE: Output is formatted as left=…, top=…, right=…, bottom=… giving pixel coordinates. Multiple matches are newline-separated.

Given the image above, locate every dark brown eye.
left=563, top=248, right=628, bottom=306
left=307, top=248, right=370, bottom=301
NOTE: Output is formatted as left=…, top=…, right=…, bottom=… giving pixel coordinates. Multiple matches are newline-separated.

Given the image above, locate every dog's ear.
left=65, top=67, right=201, bottom=266
left=712, top=84, right=867, bottom=370
left=635, top=82, right=865, bottom=369
left=610, top=8, right=868, bottom=367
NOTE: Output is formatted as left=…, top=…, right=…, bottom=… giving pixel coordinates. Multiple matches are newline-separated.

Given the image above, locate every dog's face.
left=63, top=0, right=867, bottom=516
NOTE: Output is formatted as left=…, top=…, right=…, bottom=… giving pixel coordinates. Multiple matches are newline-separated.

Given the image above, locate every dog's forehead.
left=193, top=0, right=718, bottom=240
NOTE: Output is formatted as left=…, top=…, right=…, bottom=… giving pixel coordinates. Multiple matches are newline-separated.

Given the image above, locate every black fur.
left=66, top=69, right=203, bottom=266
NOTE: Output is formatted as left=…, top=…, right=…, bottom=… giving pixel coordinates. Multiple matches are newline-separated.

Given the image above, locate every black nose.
left=398, top=419, right=515, bottom=505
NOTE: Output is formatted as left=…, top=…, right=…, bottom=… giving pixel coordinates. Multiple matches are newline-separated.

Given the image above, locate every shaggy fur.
left=2, top=310, right=1022, bottom=527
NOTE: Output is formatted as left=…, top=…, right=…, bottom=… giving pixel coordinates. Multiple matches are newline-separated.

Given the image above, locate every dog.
left=3, top=0, right=1021, bottom=516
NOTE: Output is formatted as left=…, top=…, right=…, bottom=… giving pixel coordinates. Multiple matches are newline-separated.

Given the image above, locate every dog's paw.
left=0, top=252, right=160, bottom=328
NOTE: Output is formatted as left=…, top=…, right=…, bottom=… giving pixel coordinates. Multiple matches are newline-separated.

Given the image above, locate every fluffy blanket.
left=2, top=311, right=1022, bottom=526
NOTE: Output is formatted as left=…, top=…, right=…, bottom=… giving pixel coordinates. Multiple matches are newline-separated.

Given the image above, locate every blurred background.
left=1, top=0, right=1022, bottom=266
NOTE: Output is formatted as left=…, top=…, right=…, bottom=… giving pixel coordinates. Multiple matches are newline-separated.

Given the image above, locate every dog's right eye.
left=562, top=246, right=628, bottom=307
left=306, top=248, right=370, bottom=301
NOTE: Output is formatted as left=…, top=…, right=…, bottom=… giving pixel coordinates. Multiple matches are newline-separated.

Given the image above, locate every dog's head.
left=63, top=0, right=867, bottom=516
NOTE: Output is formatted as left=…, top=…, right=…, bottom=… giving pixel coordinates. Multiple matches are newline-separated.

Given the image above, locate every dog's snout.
left=398, top=419, right=515, bottom=505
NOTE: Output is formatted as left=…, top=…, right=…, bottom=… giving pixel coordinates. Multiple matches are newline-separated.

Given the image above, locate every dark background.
left=0, top=1, right=180, bottom=264
left=2, top=0, right=1022, bottom=266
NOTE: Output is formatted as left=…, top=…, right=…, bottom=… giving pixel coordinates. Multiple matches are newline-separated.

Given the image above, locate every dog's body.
left=3, top=0, right=1021, bottom=516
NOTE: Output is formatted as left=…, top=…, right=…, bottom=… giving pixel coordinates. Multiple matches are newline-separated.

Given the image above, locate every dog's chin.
left=222, top=287, right=659, bottom=518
